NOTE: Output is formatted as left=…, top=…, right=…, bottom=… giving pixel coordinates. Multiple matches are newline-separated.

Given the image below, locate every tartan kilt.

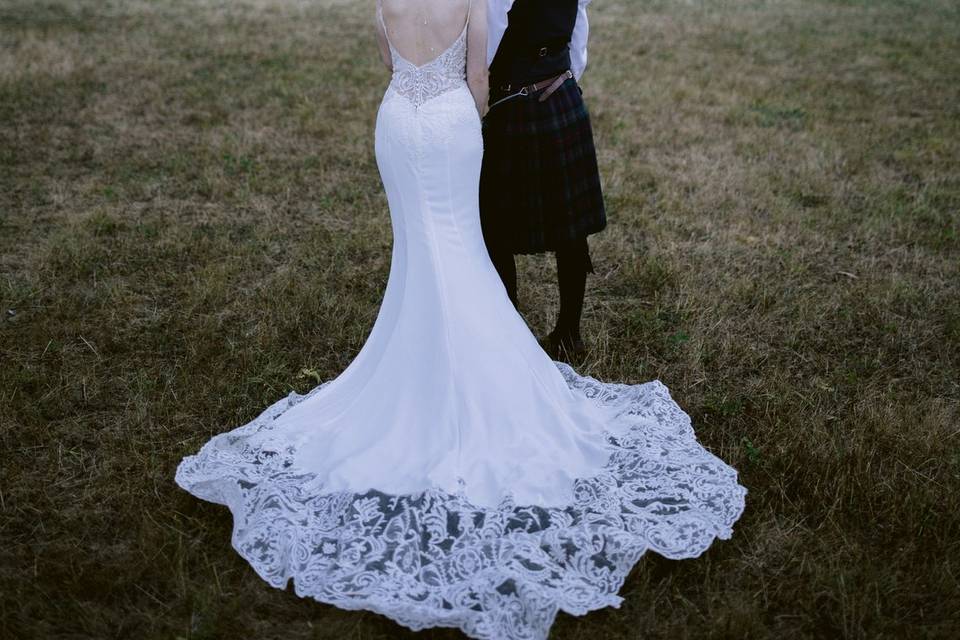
left=479, top=76, right=606, bottom=255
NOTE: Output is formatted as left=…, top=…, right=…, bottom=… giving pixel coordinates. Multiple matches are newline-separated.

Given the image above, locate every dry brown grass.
left=2, top=0, right=959, bottom=638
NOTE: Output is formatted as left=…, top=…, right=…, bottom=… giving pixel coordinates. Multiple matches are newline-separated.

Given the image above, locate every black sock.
left=554, top=237, right=593, bottom=341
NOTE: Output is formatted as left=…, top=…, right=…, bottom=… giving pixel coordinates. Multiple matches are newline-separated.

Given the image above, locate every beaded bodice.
left=378, top=2, right=469, bottom=108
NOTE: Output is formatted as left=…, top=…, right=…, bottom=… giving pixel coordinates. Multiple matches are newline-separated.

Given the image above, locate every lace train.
left=174, top=362, right=747, bottom=640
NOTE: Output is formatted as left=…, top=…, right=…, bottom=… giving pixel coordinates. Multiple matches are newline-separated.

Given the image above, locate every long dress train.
left=175, top=4, right=747, bottom=638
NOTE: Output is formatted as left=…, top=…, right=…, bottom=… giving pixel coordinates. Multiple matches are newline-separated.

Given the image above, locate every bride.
left=175, top=1, right=747, bottom=638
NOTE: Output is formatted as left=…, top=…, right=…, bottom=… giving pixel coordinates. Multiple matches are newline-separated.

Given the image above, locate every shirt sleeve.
left=486, top=0, right=515, bottom=67
left=570, top=0, right=591, bottom=81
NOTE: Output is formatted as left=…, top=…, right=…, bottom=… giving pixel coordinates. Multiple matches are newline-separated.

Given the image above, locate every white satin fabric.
left=252, top=53, right=614, bottom=512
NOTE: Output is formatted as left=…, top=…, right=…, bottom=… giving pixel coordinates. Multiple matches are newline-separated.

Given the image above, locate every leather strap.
left=492, top=69, right=574, bottom=107
left=537, top=69, right=574, bottom=102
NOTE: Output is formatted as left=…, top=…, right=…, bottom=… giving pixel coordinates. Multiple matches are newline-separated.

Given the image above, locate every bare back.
left=375, top=0, right=488, bottom=113
left=379, top=0, right=471, bottom=66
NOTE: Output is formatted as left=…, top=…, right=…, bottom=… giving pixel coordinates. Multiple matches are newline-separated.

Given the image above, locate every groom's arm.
left=571, top=0, right=591, bottom=82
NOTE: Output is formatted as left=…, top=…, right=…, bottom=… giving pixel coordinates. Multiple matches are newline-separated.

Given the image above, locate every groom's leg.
left=478, top=125, right=519, bottom=309
left=478, top=182, right=519, bottom=307
left=488, top=246, right=519, bottom=308
left=553, top=236, right=593, bottom=341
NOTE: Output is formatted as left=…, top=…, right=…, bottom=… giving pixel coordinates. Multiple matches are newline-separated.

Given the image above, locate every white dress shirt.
left=486, top=0, right=592, bottom=81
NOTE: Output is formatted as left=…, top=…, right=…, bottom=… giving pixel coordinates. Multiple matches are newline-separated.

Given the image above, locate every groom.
left=481, top=0, right=606, bottom=362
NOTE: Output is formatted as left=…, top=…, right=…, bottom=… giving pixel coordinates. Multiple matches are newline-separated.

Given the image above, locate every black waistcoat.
left=489, top=0, right=578, bottom=87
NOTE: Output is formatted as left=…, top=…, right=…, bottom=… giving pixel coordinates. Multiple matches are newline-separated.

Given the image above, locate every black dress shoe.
left=539, top=329, right=587, bottom=364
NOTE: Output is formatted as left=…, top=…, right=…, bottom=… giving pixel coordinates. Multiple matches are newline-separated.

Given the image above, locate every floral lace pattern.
left=379, top=3, right=469, bottom=109
left=174, top=362, right=747, bottom=640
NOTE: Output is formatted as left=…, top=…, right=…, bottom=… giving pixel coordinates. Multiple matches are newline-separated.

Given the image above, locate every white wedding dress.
left=175, top=3, right=747, bottom=638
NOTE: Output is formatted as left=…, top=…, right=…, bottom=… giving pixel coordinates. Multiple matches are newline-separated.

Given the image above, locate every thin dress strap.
left=376, top=2, right=384, bottom=35
left=456, top=0, right=471, bottom=41
left=376, top=0, right=392, bottom=50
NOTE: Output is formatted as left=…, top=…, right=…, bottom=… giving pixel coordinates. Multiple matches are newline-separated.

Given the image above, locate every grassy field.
left=2, top=0, right=959, bottom=638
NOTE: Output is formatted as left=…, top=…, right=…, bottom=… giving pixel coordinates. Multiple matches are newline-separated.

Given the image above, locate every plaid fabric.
left=479, top=77, right=606, bottom=255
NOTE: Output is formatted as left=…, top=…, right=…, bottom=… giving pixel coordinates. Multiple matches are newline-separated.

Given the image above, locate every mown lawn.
left=2, top=0, right=958, bottom=638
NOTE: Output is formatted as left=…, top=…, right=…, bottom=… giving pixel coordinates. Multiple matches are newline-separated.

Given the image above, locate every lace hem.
left=174, top=362, right=747, bottom=640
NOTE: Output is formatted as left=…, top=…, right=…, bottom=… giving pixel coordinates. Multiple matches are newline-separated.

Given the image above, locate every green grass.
left=2, top=0, right=959, bottom=638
